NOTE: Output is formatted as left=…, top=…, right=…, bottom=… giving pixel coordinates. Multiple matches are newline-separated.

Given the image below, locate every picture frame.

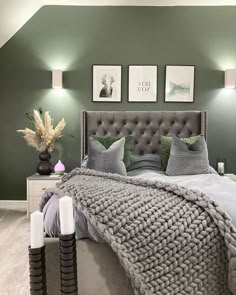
left=92, top=65, right=122, bottom=102
left=128, top=65, right=158, bottom=102
left=164, top=65, right=195, bottom=103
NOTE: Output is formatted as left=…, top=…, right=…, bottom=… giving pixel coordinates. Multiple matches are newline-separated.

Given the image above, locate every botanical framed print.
left=128, top=65, right=158, bottom=102
left=93, top=65, right=122, bottom=102
left=165, top=65, right=195, bottom=102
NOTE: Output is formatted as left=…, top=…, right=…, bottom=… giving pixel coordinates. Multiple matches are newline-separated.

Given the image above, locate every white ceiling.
left=1, top=0, right=236, bottom=48
left=44, top=0, right=236, bottom=5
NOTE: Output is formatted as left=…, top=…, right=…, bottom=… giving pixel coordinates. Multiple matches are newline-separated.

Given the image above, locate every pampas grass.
left=17, top=110, right=66, bottom=152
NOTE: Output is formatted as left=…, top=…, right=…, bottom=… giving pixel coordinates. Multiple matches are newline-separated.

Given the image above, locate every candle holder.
left=29, top=246, right=47, bottom=295
left=59, top=233, right=78, bottom=295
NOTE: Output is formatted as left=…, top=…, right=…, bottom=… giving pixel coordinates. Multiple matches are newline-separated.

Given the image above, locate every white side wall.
left=45, top=0, right=236, bottom=6
left=0, top=0, right=43, bottom=48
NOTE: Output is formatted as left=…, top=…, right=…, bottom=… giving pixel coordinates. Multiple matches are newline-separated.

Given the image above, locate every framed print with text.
left=128, top=65, right=158, bottom=102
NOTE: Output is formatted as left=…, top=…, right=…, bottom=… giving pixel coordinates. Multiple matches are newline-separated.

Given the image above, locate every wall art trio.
left=92, top=64, right=195, bottom=103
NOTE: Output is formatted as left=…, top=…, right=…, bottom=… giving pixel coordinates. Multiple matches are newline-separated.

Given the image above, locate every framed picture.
left=93, top=65, right=122, bottom=102
left=128, top=65, right=158, bottom=102
left=165, top=65, right=195, bottom=103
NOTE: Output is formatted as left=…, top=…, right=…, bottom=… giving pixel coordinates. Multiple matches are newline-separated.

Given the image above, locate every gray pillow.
left=87, top=136, right=127, bottom=176
left=166, top=135, right=209, bottom=176
left=127, top=154, right=161, bottom=171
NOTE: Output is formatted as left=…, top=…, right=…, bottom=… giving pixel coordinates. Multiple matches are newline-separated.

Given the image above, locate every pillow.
left=160, top=135, right=201, bottom=171
left=166, top=135, right=209, bottom=176
left=127, top=154, right=161, bottom=171
left=87, top=136, right=127, bottom=176
left=94, top=135, right=132, bottom=168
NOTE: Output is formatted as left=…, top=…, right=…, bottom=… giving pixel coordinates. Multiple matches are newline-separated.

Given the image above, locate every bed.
left=43, top=110, right=236, bottom=295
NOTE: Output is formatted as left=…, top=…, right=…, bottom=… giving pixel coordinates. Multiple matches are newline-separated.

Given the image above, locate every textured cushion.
left=160, top=135, right=201, bottom=171
left=87, top=137, right=126, bottom=176
left=166, top=136, right=209, bottom=176
left=94, top=135, right=132, bottom=168
left=127, top=154, right=161, bottom=171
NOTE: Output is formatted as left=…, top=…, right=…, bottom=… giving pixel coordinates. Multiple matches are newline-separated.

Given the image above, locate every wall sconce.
left=225, top=69, right=236, bottom=88
left=52, top=70, right=63, bottom=89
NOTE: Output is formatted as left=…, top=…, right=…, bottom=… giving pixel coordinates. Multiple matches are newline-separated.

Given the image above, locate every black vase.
left=37, top=150, right=53, bottom=175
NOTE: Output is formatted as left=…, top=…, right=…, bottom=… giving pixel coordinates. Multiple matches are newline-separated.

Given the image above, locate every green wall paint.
left=1, top=6, right=236, bottom=200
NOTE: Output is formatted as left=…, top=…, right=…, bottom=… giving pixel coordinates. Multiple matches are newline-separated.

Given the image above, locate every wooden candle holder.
left=59, top=233, right=78, bottom=295
left=29, top=246, right=47, bottom=295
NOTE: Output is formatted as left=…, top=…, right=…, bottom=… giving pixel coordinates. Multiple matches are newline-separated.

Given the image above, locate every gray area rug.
left=0, top=209, right=30, bottom=295
left=0, top=209, right=133, bottom=295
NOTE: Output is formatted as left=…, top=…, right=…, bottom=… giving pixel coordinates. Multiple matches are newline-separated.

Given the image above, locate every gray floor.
left=0, top=209, right=30, bottom=295
left=0, top=210, right=134, bottom=295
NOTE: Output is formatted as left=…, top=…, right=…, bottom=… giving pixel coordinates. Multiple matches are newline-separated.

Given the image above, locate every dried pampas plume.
left=17, top=110, right=66, bottom=152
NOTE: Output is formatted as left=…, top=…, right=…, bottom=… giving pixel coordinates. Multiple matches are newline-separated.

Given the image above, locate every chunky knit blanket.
left=49, top=168, right=236, bottom=295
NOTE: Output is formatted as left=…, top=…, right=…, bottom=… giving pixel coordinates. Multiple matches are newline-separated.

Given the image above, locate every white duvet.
left=128, top=169, right=236, bottom=227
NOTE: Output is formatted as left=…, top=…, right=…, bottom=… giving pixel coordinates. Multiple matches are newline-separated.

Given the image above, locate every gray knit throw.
left=58, top=168, right=236, bottom=295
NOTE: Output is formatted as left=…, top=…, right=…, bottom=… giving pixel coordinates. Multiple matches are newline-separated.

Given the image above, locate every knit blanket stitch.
left=49, top=168, right=236, bottom=295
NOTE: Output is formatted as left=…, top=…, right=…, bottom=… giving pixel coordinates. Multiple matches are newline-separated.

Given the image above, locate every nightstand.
left=27, top=174, right=64, bottom=218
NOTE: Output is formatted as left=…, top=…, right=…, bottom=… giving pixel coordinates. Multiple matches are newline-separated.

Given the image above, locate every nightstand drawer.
left=28, top=196, right=41, bottom=214
left=27, top=174, right=63, bottom=218
left=28, top=180, right=60, bottom=197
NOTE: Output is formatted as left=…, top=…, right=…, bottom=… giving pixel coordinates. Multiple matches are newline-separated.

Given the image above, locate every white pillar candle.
left=218, top=162, right=224, bottom=174
left=30, top=211, right=44, bottom=249
left=59, top=196, right=74, bottom=235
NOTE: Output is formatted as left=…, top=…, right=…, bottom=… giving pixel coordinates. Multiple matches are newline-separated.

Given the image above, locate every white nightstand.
left=27, top=174, right=64, bottom=218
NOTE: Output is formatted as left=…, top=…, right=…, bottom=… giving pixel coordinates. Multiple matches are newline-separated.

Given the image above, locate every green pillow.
left=94, top=135, right=132, bottom=168
left=160, top=135, right=202, bottom=171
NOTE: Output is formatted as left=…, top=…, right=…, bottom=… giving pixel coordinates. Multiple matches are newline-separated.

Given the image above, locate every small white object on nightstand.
left=27, top=174, right=64, bottom=218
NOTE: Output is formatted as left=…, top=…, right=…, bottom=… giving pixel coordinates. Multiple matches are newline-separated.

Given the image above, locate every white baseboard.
left=0, top=200, right=27, bottom=211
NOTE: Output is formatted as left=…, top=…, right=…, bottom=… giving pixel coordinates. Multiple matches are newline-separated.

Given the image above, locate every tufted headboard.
left=81, top=110, right=207, bottom=161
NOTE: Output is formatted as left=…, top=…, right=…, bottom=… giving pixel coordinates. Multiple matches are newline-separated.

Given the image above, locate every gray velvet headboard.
left=81, top=110, right=207, bottom=161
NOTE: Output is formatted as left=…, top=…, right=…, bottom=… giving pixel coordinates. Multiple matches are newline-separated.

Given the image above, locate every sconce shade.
left=225, top=69, right=236, bottom=88
left=52, top=70, right=63, bottom=89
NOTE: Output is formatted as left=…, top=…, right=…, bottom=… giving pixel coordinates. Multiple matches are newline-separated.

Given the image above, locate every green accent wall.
left=1, top=6, right=236, bottom=200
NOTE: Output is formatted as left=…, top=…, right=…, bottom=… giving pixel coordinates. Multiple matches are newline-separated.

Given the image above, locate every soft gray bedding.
left=42, top=165, right=228, bottom=240
left=41, top=168, right=236, bottom=295
left=42, top=191, right=102, bottom=241
left=129, top=168, right=236, bottom=227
